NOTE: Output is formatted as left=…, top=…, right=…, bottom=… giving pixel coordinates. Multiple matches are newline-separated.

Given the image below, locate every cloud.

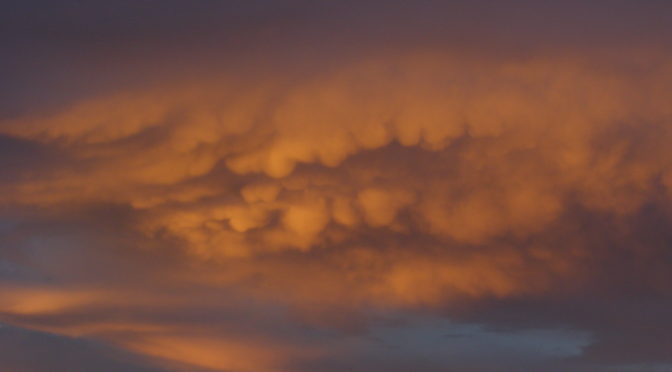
left=2, top=1, right=672, bottom=371
left=0, top=323, right=167, bottom=372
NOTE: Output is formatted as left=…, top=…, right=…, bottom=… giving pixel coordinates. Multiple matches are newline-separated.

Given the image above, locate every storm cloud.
left=1, top=1, right=672, bottom=371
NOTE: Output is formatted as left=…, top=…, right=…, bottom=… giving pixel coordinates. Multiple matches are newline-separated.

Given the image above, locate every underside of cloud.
left=2, top=10, right=672, bottom=370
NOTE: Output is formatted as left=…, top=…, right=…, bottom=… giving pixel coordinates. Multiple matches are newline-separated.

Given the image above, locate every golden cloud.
left=2, top=49, right=672, bottom=370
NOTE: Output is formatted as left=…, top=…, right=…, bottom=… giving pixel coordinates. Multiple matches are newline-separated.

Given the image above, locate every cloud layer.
left=2, top=1, right=672, bottom=371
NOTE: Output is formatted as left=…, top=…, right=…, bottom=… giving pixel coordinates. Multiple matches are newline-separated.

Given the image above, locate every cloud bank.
left=1, top=1, right=672, bottom=371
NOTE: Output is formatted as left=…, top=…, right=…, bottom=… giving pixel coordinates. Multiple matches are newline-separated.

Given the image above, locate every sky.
left=1, top=1, right=672, bottom=371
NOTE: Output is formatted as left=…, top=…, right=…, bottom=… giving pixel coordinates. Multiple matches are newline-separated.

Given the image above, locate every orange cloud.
left=2, top=49, right=672, bottom=371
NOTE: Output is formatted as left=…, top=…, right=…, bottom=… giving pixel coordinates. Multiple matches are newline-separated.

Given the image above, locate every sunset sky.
left=2, top=1, right=672, bottom=371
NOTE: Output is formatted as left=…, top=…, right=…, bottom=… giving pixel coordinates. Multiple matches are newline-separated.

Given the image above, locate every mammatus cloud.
left=4, top=52, right=672, bottom=248
left=2, top=1, right=672, bottom=371
left=2, top=51, right=672, bottom=370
